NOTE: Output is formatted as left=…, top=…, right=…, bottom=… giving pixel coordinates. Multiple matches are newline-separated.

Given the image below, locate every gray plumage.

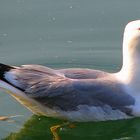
left=4, top=64, right=135, bottom=116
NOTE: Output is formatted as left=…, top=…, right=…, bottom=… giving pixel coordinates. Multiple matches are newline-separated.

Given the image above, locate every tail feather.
left=0, top=63, right=14, bottom=82
left=0, top=63, right=25, bottom=91
left=0, top=64, right=66, bottom=93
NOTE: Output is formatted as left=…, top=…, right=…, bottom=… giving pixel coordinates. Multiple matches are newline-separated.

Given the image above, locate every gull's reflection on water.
left=2, top=115, right=140, bottom=140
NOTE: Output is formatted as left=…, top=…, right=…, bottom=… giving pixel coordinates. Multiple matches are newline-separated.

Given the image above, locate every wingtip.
left=0, top=63, right=14, bottom=80
left=0, top=63, right=13, bottom=70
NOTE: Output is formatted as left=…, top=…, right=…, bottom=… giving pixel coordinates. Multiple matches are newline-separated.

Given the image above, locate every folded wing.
left=2, top=64, right=135, bottom=116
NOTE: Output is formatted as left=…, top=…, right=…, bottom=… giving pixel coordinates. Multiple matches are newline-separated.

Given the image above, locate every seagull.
left=0, top=20, right=140, bottom=122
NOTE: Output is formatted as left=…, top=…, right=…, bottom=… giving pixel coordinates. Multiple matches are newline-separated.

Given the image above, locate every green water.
left=3, top=116, right=140, bottom=140
left=0, top=0, right=140, bottom=139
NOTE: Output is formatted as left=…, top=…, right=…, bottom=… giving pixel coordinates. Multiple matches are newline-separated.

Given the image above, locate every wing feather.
left=3, top=65, right=135, bottom=112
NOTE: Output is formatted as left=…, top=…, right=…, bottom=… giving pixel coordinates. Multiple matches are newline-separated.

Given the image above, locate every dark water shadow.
left=2, top=115, right=140, bottom=140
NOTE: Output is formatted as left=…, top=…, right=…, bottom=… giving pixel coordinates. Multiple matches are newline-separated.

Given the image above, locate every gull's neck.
left=116, top=29, right=140, bottom=92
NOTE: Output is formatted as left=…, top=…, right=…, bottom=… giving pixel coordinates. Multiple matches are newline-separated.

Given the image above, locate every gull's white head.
left=119, top=20, right=140, bottom=85
left=125, top=20, right=140, bottom=31
left=123, top=20, right=140, bottom=55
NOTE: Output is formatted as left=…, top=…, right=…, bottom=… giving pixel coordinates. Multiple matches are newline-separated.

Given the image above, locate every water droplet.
left=67, top=40, right=73, bottom=43
left=69, top=6, right=73, bottom=9
left=89, top=28, right=94, bottom=31
left=52, top=17, right=56, bottom=21
left=3, top=33, right=7, bottom=37
left=39, top=37, right=43, bottom=41
left=54, top=56, right=59, bottom=58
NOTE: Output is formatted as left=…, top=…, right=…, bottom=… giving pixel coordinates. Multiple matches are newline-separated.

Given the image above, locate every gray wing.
left=34, top=79, right=135, bottom=114
left=4, top=65, right=135, bottom=115
left=57, top=68, right=108, bottom=79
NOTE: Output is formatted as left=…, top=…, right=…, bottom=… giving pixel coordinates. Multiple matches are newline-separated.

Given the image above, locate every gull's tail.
left=0, top=63, right=66, bottom=97
left=0, top=64, right=62, bottom=116
left=0, top=63, right=27, bottom=98
left=0, top=63, right=14, bottom=83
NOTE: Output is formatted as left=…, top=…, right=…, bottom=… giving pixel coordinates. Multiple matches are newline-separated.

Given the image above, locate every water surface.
left=0, top=0, right=140, bottom=139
